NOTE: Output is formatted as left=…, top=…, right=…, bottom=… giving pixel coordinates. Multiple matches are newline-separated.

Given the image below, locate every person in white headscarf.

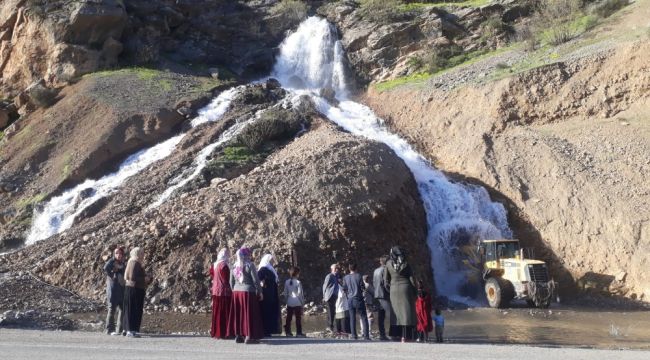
left=123, top=247, right=151, bottom=338
left=257, top=253, right=281, bottom=336
left=210, top=248, right=232, bottom=339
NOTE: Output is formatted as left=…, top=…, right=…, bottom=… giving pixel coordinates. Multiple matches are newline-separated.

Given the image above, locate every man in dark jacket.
left=104, top=246, right=125, bottom=335
left=373, top=255, right=393, bottom=340
left=322, top=263, right=340, bottom=332
left=343, top=263, right=369, bottom=340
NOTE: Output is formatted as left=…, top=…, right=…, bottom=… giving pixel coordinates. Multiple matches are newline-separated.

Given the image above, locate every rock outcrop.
left=0, top=0, right=128, bottom=96
left=0, top=0, right=305, bottom=99
left=318, top=1, right=526, bottom=84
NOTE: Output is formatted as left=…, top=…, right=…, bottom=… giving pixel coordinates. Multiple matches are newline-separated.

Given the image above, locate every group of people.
left=209, top=247, right=305, bottom=343
left=103, top=244, right=445, bottom=344
left=323, top=246, right=444, bottom=343
left=103, top=246, right=152, bottom=338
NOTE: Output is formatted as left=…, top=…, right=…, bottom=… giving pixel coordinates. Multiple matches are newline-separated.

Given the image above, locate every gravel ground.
left=1, top=329, right=648, bottom=360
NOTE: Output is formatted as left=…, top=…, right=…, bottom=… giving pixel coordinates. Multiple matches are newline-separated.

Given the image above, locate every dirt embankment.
left=363, top=38, right=650, bottom=302
left=0, top=84, right=431, bottom=310
left=0, top=69, right=228, bottom=248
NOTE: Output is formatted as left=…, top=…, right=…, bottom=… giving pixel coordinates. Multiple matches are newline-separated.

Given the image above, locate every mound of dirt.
left=0, top=116, right=431, bottom=308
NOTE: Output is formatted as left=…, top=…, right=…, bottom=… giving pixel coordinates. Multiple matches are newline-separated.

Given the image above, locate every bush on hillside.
left=592, top=0, right=629, bottom=18
left=425, top=45, right=463, bottom=73
left=237, top=108, right=304, bottom=151
left=272, top=0, right=308, bottom=22
left=481, top=16, right=509, bottom=38
left=535, top=0, right=583, bottom=45
left=359, top=0, right=403, bottom=23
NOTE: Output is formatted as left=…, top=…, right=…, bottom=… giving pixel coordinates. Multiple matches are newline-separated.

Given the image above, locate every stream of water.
left=25, top=87, right=243, bottom=244
left=271, top=17, right=511, bottom=301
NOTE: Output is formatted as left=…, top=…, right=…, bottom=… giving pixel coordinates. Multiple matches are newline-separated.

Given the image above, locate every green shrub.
left=407, top=55, right=425, bottom=71
left=532, top=0, right=583, bottom=45
left=237, top=108, right=304, bottom=151
left=222, top=146, right=256, bottom=162
left=481, top=16, right=508, bottom=38
left=359, top=0, right=403, bottom=23
left=577, top=14, right=599, bottom=31
left=592, top=0, right=629, bottom=18
left=425, top=45, right=463, bottom=73
left=272, top=0, right=308, bottom=22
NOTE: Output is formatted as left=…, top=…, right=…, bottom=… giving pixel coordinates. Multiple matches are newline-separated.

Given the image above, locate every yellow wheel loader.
left=477, top=239, right=556, bottom=308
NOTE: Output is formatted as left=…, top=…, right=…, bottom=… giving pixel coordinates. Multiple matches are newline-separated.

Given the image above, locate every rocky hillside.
left=360, top=0, right=650, bottom=301
left=0, top=0, right=303, bottom=99
left=0, top=69, right=229, bottom=248
left=0, top=0, right=648, bottom=314
left=0, top=80, right=432, bottom=308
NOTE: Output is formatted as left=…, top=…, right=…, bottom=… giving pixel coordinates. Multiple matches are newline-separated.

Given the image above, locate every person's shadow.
left=263, top=336, right=361, bottom=345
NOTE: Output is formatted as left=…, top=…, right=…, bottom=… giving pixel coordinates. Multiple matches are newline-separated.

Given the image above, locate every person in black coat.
left=103, top=246, right=125, bottom=335
left=258, top=254, right=281, bottom=337
left=322, top=263, right=340, bottom=332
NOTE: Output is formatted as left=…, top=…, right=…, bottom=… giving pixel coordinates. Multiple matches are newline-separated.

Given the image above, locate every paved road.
left=1, top=329, right=648, bottom=360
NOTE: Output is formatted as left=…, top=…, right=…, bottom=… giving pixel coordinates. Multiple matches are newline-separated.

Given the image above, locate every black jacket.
left=104, top=258, right=125, bottom=305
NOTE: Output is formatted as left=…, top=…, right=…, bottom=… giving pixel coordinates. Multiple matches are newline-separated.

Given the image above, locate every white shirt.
left=284, top=278, right=305, bottom=307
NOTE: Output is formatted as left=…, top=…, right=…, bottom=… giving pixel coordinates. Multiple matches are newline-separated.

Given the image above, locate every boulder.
left=65, top=0, right=127, bottom=46
left=0, top=107, right=8, bottom=129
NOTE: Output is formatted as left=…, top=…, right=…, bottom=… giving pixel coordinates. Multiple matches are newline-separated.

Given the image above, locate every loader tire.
left=486, top=277, right=514, bottom=308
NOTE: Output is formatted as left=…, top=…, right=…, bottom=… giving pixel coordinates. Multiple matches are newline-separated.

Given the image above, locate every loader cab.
left=478, top=239, right=521, bottom=269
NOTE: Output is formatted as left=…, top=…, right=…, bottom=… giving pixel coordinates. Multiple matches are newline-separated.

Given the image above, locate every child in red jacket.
left=415, top=280, right=433, bottom=342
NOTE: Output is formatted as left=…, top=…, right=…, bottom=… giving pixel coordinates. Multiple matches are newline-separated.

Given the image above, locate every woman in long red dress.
left=228, top=247, right=264, bottom=344
left=210, top=248, right=232, bottom=339
left=415, top=280, right=433, bottom=342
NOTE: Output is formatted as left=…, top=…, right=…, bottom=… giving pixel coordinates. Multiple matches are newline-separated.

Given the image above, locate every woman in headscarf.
left=257, top=253, right=281, bottom=337
left=228, top=247, right=264, bottom=344
left=123, top=247, right=151, bottom=338
left=384, top=246, right=417, bottom=342
left=209, top=248, right=232, bottom=339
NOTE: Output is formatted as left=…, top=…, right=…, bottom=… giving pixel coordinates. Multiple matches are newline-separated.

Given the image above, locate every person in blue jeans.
left=434, top=308, right=445, bottom=343
left=342, top=263, right=369, bottom=340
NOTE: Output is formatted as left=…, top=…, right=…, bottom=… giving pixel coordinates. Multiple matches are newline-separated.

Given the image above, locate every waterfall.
left=149, top=109, right=259, bottom=208
left=26, top=87, right=241, bottom=244
left=272, top=17, right=512, bottom=300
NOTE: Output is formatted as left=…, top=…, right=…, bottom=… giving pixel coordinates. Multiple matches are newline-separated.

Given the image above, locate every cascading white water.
left=273, top=17, right=512, bottom=300
left=272, top=16, right=348, bottom=97
left=149, top=110, right=260, bottom=208
left=26, top=87, right=242, bottom=244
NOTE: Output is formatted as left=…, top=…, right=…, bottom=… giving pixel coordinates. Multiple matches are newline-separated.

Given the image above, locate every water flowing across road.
left=272, top=17, right=512, bottom=300
left=26, top=87, right=242, bottom=244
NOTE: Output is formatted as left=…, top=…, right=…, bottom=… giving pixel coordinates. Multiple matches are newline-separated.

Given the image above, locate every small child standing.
left=433, top=308, right=445, bottom=343
left=335, top=282, right=351, bottom=336
left=284, top=266, right=305, bottom=337
left=415, top=280, right=433, bottom=342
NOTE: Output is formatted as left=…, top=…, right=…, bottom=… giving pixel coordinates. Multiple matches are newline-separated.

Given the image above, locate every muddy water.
left=130, top=306, right=650, bottom=350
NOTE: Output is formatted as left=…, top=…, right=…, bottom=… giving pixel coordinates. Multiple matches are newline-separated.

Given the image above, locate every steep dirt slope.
left=363, top=3, right=650, bottom=302
left=0, top=69, right=228, bottom=248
